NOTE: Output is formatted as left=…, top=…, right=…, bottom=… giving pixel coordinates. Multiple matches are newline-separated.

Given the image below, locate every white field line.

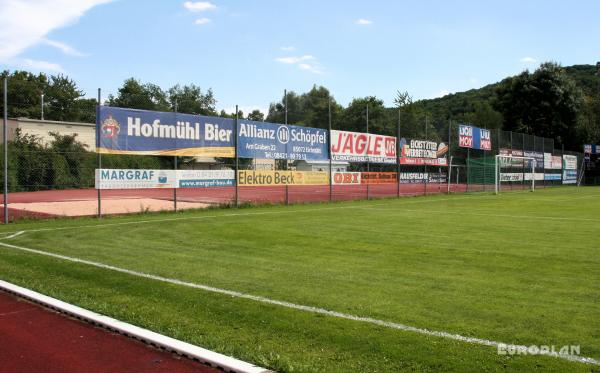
left=358, top=207, right=600, bottom=223
left=4, top=231, right=24, bottom=239
left=0, top=194, right=503, bottom=237
left=0, top=240, right=598, bottom=367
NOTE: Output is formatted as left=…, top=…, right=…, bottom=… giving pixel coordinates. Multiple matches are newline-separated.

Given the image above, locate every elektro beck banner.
left=330, top=130, right=397, bottom=164
left=97, top=106, right=235, bottom=157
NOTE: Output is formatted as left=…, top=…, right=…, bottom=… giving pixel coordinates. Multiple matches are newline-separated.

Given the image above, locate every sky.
left=0, top=0, right=599, bottom=115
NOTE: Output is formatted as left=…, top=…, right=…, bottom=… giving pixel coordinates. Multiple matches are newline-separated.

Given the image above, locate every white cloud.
left=356, top=18, right=372, bottom=25
left=298, top=63, right=323, bottom=74
left=195, top=17, right=211, bottom=25
left=0, top=0, right=112, bottom=62
left=468, top=77, right=479, bottom=85
left=42, top=38, right=88, bottom=57
left=183, top=1, right=216, bottom=12
left=22, top=58, right=65, bottom=73
left=275, top=55, right=314, bottom=64
left=434, top=89, right=451, bottom=98
left=520, top=56, right=537, bottom=64
left=280, top=46, right=295, bottom=51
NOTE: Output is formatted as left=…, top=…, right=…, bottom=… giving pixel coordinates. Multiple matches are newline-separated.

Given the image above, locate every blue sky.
left=1, top=0, right=599, bottom=114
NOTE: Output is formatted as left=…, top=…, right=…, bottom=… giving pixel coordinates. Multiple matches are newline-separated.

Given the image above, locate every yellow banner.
left=237, top=171, right=329, bottom=186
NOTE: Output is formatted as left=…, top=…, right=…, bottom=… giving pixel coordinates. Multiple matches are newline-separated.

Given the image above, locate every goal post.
left=494, top=155, right=536, bottom=194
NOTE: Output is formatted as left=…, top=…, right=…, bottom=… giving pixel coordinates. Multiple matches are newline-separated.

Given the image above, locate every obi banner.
left=97, top=106, right=235, bottom=157
left=398, top=138, right=448, bottom=166
left=237, top=120, right=328, bottom=161
left=458, top=124, right=491, bottom=151
left=237, top=170, right=329, bottom=186
left=330, top=130, right=397, bottom=164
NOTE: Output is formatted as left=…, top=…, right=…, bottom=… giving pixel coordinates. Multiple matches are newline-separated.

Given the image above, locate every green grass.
left=0, top=187, right=599, bottom=372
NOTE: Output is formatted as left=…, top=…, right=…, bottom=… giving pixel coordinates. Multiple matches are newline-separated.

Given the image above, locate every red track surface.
left=0, top=290, right=218, bottom=373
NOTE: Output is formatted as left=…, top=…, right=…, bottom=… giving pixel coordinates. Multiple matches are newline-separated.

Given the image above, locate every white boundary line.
left=0, top=278, right=269, bottom=373
left=0, top=240, right=598, bottom=367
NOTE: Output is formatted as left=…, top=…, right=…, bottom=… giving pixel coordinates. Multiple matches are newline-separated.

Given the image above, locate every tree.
left=266, top=86, right=343, bottom=128
left=247, top=109, right=264, bottom=121
left=463, top=102, right=503, bottom=130
left=45, top=75, right=86, bottom=121
left=108, top=78, right=170, bottom=111
left=168, top=84, right=216, bottom=115
left=495, top=62, right=583, bottom=149
left=340, top=96, right=389, bottom=134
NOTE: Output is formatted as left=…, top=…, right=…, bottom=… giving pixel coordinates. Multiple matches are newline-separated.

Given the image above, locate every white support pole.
left=531, top=160, right=536, bottom=192
left=494, top=155, right=499, bottom=195
left=447, top=156, right=453, bottom=194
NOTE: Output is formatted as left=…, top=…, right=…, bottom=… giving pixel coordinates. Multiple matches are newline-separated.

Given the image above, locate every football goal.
left=494, top=155, right=536, bottom=194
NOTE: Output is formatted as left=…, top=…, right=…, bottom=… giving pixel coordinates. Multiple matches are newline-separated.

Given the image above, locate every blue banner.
left=458, top=124, right=492, bottom=151
left=237, top=119, right=328, bottom=161
left=97, top=106, right=235, bottom=157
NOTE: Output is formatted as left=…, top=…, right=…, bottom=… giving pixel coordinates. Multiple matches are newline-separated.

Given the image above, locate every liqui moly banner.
left=458, top=124, right=491, bottom=151
left=399, top=138, right=448, bottom=166
left=237, top=120, right=328, bottom=161
left=97, top=106, right=235, bottom=157
left=330, top=130, right=397, bottom=164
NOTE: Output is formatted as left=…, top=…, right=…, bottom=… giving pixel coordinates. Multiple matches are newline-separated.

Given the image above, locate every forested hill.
left=417, top=64, right=600, bottom=121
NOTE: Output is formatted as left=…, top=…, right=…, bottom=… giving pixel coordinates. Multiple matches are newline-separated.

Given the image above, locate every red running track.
left=0, top=289, right=218, bottom=373
left=2, top=183, right=475, bottom=221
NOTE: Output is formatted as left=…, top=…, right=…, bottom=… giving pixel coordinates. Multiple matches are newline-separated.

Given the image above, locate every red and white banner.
left=330, top=130, right=397, bottom=164
left=332, top=172, right=361, bottom=185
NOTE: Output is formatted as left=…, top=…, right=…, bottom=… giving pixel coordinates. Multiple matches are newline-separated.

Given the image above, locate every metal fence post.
left=284, top=90, right=289, bottom=205
left=3, top=77, right=8, bottom=224
left=397, top=109, right=401, bottom=198
left=96, top=88, right=102, bottom=219
left=235, top=105, right=239, bottom=207
left=328, top=97, right=333, bottom=202
left=366, top=104, right=370, bottom=200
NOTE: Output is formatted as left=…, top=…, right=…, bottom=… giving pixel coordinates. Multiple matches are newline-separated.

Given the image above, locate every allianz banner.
left=399, top=138, right=448, bottom=166
left=97, top=106, right=235, bottom=157
left=458, top=124, right=491, bottom=151
left=330, top=130, right=397, bottom=164
left=237, top=120, right=328, bottom=161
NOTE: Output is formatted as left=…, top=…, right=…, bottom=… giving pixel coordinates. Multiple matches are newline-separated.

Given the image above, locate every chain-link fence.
left=0, top=112, right=585, bottom=222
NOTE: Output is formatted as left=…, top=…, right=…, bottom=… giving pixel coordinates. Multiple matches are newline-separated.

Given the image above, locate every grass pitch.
left=0, top=187, right=599, bottom=372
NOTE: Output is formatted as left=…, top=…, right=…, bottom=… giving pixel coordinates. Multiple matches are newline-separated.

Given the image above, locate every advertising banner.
left=177, top=170, right=235, bottom=188
left=544, top=173, right=562, bottom=181
left=332, top=172, right=361, bottom=185
left=563, top=155, right=578, bottom=170
left=563, top=170, right=577, bottom=184
left=97, top=106, right=235, bottom=157
left=499, top=173, right=523, bottom=182
left=398, top=138, right=448, bottom=166
left=237, top=120, right=328, bottom=161
left=544, top=153, right=562, bottom=169
left=398, top=172, right=447, bottom=184
left=524, top=151, right=544, bottom=168
left=458, top=124, right=492, bottom=150
left=237, top=170, right=328, bottom=186
left=95, top=169, right=177, bottom=189
left=361, top=172, right=397, bottom=184
left=330, top=130, right=397, bottom=164
left=584, top=144, right=600, bottom=154
left=499, top=149, right=524, bottom=167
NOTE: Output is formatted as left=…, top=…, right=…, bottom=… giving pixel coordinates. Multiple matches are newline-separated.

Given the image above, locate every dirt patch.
left=5, top=198, right=209, bottom=217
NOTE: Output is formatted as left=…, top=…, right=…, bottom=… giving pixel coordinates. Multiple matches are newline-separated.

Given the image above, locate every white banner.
left=544, top=153, right=562, bottom=170
left=563, top=155, right=577, bottom=170
left=95, top=169, right=177, bottom=189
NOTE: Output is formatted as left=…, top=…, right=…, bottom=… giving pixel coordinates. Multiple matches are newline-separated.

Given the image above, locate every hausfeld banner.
left=399, top=138, right=448, bottom=166
left=237, top=120, right=328, bottom=161
left=97, top=106, right=235, bottom=157
left=399, top=172, right=447, bottom=183
left=330, top=130, right=397, bottom=164
left=237, top=171, right=328, bottom=186
left=458, top=124, right=491, bottom=150
left=95, top=169, right=235, bottom=189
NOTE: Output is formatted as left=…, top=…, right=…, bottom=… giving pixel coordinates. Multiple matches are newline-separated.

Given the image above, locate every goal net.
left=495, top=155, right=536, bottom=194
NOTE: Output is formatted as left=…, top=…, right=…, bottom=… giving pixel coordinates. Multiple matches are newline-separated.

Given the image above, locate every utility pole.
left=41, top=93, right=44, bottom=120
